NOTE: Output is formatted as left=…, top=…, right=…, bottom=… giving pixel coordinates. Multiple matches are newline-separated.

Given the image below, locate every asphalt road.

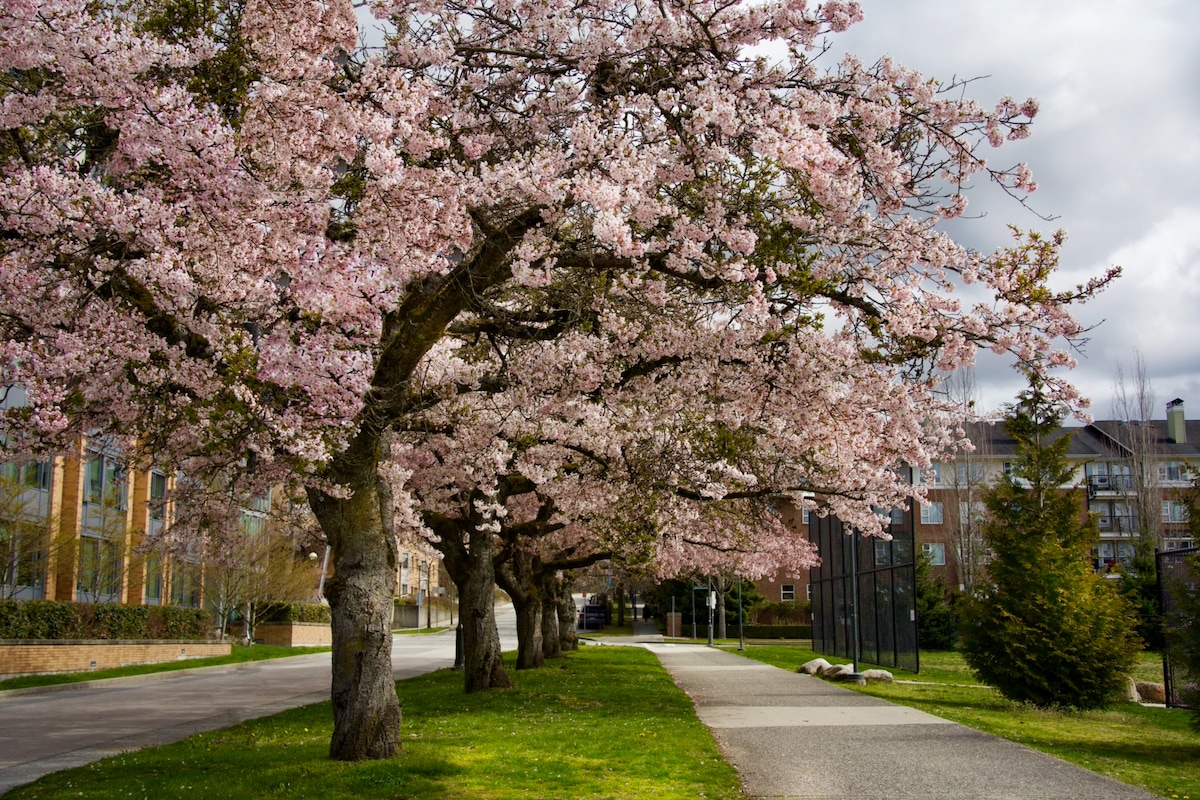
left=0, top=604, right=517, bottom=795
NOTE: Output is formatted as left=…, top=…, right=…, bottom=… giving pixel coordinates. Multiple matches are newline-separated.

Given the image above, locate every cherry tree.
left=0, top=0, right=1117, bottom=760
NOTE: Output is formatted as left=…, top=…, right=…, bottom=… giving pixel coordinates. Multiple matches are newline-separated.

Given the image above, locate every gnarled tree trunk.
left=557, top=580, right=579, bottom=653
left=496, top=550, right=544, bottom=669
left=539, top=573, right=562, bottom=660
left=308, top=475, right=401, bottom=761
left=436, top=517, right=511, bottom=692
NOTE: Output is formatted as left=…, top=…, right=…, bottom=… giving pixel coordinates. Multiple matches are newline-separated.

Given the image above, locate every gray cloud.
left=826, top=0, right=1200, bottom=418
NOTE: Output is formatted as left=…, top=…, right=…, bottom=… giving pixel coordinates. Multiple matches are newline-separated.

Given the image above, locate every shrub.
left=260, top=602, right=331, bottom=624
left=0, top=600, right=208, bottom=640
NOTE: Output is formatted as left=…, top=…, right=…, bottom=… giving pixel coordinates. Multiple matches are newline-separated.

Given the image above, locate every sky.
left=821, top=0, right=1200, bottom=422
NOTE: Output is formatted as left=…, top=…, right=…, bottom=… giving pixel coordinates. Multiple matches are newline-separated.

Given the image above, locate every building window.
left=400, top=552, right=410, bottom=595
left=922, top=542, right=946, bottom=566
left=801, top=507, right=810, bottom=525
left=1163, top=500, right=1187, bottom=523
left=920, top=502, right=944, bottom=525
left=149, top=472, right=167, bottom=521
left=84, top=454, right=126, bottom=509
left=955, top=463, right=985, bottom=484
left=781, top=584, right=795, bottom=602
left=1003, top=462, right=1015, bottom=477
left=1160, top=462, right=1187, bottom=483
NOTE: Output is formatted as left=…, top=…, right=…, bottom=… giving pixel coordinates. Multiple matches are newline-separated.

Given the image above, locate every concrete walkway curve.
left=641, top=638, right=1158, bottom=800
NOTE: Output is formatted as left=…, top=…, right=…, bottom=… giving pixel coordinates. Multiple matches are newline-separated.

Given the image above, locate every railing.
left=1087, top=475, right=1135, bottom=496
left=1096, top=514, right=1138, bottom=533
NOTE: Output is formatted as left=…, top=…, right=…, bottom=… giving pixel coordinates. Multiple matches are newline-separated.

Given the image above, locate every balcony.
left=1086, top=475, right=1134, bottom=497
left=1096, top=515, right=1139, bottom=535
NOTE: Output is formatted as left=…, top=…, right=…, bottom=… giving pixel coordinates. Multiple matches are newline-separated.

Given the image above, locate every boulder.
left=820, top=663, right=858, bottom=681
left=799, top=658, right=832, bottom=675
left=1121, top=676, right=1140, bottom=703
left=861, top=668, right=894, bottom=683
left=1136, top=682, right=1166, bottom=704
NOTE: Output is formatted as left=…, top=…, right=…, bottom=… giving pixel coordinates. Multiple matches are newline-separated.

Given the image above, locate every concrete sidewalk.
left=643, top=643, right=1158, bottom=800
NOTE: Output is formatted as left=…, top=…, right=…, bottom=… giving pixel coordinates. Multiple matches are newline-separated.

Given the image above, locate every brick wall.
left=254, top=622, right=332, bottom=647
left=0, top=640, right=231, bottom=679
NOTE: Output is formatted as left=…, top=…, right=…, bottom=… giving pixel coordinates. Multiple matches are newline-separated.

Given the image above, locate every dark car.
left=577, top=605, right=606, bottom=629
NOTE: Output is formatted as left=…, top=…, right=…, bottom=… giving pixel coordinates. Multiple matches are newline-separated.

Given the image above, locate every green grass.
left=731, top=645, right=1197, bottom=800
left=0, top=644, right=331, bottom=692
left=5, top=647, right=742, bottom=800
left=393, top=627, right=450, bottom=635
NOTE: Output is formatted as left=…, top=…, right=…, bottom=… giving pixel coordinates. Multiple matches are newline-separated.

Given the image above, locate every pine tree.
left=959, top=373, right=1141, bottom=709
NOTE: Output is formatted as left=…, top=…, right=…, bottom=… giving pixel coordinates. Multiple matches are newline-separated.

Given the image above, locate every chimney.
left=1167, top=398, right=1186, bottom=444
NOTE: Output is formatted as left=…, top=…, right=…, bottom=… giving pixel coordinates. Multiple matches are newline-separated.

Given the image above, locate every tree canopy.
left=0, top=0, right=1118, bottom=758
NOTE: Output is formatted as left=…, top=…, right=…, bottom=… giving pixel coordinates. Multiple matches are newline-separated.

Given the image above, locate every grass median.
left=731, top=644, right=1198, bottom=800
left=5, top=646, right=741, bottom=800
left=0, top=644, right=332, bottom=692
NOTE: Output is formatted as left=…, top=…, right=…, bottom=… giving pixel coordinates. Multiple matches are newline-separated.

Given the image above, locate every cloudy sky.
left=822, top=0, right=1200, bottom=421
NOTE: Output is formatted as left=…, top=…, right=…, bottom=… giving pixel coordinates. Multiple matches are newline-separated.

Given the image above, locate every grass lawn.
left=0, top=644, right=331, bottom=692
left=731, top=644, right=1199, bottom=800
left=5, top=646, right=741, bottom=800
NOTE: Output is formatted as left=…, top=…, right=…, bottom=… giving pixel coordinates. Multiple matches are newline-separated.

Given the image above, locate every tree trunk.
left=496, top=551, right=544, bottom=670
left=308, top=480, right=401, bottom=761
left=539, top=574, right=562, bottom=660
left=438, top=519, right=512, bottom=692
left=616, top=582, right=625, bottom=627
left=557, top=581, right=579, bottom=652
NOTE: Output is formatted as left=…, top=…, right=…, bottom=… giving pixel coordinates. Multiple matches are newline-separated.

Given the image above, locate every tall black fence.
left=1158, top=546, right=1198, bottom=708
left=810, top=507, right=919, bottom=673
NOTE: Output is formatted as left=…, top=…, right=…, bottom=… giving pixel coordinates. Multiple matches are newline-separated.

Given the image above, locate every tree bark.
left=557, top=580, right=579, bottom=652
left=496, top=550, right=545, bottom=670
left=436, top=517, right=512, bottom=692
left=539, top=573, right=562, bottom=660
left=308, top=477, right=401, bottom=761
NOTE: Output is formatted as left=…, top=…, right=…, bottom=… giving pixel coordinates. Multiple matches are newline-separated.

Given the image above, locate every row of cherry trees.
left=1, top=0, right=1117, bottom=759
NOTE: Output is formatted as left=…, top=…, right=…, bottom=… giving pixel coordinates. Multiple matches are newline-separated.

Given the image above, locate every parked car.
left=577, top=605, right=606, bottom=629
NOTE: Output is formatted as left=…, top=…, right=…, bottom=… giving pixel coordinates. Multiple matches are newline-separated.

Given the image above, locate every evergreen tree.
left=959, top=373, right=1141, bottom=709
left=916, top=553, right=959, bottom=651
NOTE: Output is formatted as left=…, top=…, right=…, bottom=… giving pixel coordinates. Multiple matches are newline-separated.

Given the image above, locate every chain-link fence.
left=810, top=508, right=919, bottom=673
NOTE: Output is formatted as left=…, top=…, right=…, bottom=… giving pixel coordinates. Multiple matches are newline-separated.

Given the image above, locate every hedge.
left=0, top=600, right=209, bottom=640
left=742, top=624, right=813, bottom=640
left=259, top=602, right=332, bottom=624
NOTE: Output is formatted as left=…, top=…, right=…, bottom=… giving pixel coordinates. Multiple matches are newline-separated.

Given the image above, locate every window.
left=1163, top=500, right=1187, bottom=523
left=400, top=552, right=410, bottom=595
left=22, top=462, right=50, bottom=491
left=959, top=501, right=986, bottom=524
left=1003, top=462, right=1015, bottom=477
left=84, top=454, right=126, bottom=508
left=1160, top=462, right=1187, bottom=483
left=956, top=463, right=985, bottom=484
left=920, top=464, right=942, bottom=485
left=920, top=502, right=944, bottom=525
left=780, top=584, right=795, bottom=602
left=922, top=542, right=946, bottom=566
left=149, top=472, right=167, bottom=521
left=800, top=507, right=810, bottom=525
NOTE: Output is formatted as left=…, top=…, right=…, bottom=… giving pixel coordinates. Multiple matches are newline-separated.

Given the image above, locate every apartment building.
left=916, top=399, right=1198, bottom=591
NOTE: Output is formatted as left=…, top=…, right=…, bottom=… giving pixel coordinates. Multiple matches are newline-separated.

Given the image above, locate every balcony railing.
left=1096, top=514, right=1139, bottom=533
left=1087, top=475, right=1135, bottom=496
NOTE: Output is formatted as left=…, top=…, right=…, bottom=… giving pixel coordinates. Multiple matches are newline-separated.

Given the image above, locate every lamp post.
left=737, top=578, right=745, bottom=652
left=706, top=581, right=715, bottom=647
left=847, top=527, right=864, bottom=682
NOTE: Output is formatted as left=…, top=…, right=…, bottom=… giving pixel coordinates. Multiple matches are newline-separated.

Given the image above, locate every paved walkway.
left=636, top=632, right=1158, bottom=800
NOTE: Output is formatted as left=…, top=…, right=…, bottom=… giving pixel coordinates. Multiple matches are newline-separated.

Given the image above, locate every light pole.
left=737, top=578, right=745, bottom=652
